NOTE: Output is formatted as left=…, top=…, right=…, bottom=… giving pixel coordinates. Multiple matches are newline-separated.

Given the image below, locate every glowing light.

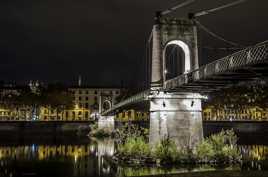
left=164, top=69, right=168, bottom=74
left=74, top=154, right=78, bottom=163
left=31, top=144, right=36, bottom=151
left=163, top=40, right=191, bottom=81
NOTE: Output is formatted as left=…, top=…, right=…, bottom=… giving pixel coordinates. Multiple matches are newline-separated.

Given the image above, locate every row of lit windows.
left=77, top=96, right=98, bottom=101
left=116, top=111, right=147, bottom=119
left=205, top=110, right=261, bottom=114
left=0, top=111, right=10, bottom=116
left=71, top=90, right=119, bottom=95
left=43, top=110, right=89, bottom=118
left=203, top=112, right=268, bottom=120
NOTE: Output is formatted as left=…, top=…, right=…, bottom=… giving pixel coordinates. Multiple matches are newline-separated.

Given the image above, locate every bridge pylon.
left=149, top=16, right=203, bottom=149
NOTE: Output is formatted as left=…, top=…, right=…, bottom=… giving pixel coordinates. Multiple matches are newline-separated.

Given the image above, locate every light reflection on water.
left=0, top=139, right=267, bottom=177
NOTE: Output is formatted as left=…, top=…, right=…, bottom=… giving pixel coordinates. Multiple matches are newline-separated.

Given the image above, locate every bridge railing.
left=101, top=89, right=151, bottom=115
left=103, top=41, right=268, bottom=115
left=165, top=41, right=268, bottom=89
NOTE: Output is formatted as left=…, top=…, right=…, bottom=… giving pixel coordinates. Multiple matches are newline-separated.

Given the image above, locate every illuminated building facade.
left=0, top=85, right=121, bottom=121
left=203, top=105, right=268, bottom=121
left=115, top=109, right=149, bottom=121
left=39, top=87, right=121, bottom=121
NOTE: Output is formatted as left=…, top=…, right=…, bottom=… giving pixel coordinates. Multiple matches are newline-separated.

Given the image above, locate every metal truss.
left=102, top=41, right=268, bottom=115
left=165, top=41, right=268, bottom=90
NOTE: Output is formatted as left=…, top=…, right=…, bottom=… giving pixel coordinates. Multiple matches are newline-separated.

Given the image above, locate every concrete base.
left=98, top=116, right=115, bottom=133
left=149, top=92, right=203, bottom=150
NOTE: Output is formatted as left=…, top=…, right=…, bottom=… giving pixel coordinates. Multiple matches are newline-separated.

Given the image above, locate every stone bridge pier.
left=149, top=92, right=203, bottom=149
left=149, top=16, right=203, bottom=149
left=98, top=93, right=115, bottom=133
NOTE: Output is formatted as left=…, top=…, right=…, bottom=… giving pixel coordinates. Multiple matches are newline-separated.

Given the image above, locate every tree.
left=42, top=83, right=73, bottom=120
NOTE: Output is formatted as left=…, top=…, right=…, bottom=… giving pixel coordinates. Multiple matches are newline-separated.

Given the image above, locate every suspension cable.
left=161, top=0, right=196, bottom=16
left=201, top=46, right=244, bottom=50
left=194, top=19, right=244, bottom=47
left=193, top=0, right=247, bottom=18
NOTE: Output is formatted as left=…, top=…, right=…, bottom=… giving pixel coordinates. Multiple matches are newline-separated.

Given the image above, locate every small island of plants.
left=114, top=125, right=241, bottom=165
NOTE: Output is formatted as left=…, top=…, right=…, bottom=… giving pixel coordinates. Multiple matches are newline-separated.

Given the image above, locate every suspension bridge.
left=98, top=0, right=268, bottom=149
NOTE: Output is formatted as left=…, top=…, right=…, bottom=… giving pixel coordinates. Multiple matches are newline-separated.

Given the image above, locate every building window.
left=128, top=111, right=131, bottom=117
left=79, top=97, right=82, bottom=101
left=79, top=90, right=82, bottom=94
left=78, top=111, right=82, bottom=115
left=66, top=112, right=69, bottom=118
left=94, top=91, right=98, bottom=94
left=85, top=103, right=89, bottom=109
left=116, top=91, right=119, bottom=94
left=85, top=90, right=89, bottom=94
left=94, top=96, right=97, bottom=101
left=85, top=97, right=88, bottom=101
left=85, top=111, right=88, bottom=118
left=79, top=103, right=82, bottom=108
left=72, top=111, right=75, bottom=118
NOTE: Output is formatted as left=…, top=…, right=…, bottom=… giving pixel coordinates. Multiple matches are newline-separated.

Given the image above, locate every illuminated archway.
left=102, top=100, right=112, bottom=111
left=163, top=40, right=191, bottom=82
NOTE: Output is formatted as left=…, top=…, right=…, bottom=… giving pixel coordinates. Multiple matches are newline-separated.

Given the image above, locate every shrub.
left=118, top=137, right=150, bottom=158
left=115, top=124, right=149, bottom=143
left=209, top=131, right=225, bottom=152
left=195, top=129, right=241, bottom=162
left=221, top=145, right=241, bottom=161
left=91, top=128, right=111, bottom=138
left=208, top=129, right=240, bottom=161
left=225, top=129, right=238, bottom=147
left=117, top=129, right=241, bottom=164
left=152, top=136, right=185, bottom=163
left=196, top=139, right=215, bottom=161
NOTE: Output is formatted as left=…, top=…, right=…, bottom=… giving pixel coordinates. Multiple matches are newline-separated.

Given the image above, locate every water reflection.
left=239, top=145, right=268, bottom=161
left=0, top=139, right=116, bottom=177
left=0, top=139, right=267, bottom=177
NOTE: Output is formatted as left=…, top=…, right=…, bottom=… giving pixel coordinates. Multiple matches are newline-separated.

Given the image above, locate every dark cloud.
left=0, top=0, right=268, bottom=87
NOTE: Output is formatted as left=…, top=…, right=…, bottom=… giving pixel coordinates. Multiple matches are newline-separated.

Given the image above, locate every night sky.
left=1, top=0, right=268, bottom=87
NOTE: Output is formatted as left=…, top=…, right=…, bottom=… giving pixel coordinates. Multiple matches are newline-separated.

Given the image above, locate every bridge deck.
left=165, top=41, right=268, bottom=92
left=102, top=41, right=268, bottom=115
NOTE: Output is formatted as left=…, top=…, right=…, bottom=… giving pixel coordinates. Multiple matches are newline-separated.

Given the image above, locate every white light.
left=74, top=154, right=78, bottom=163
left=164, top=69, right=168, bottom=74
left=163, top=40, right=191, bottom=75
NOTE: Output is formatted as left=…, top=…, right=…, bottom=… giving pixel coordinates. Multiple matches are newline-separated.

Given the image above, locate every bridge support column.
left=98, top=116, right=115, bottom=133
left=149, top=92, right=203, bottom=150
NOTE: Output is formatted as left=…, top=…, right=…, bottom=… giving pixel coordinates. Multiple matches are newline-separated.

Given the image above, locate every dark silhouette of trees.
left=0, top=83, right=74, bottom=120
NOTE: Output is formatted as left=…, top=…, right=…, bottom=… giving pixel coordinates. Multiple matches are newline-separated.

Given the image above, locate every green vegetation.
left=89, top=123, right=113, bottom=138
left=118, top=137, right=150, bottom=158
left=196, top=130, right=240, bottom=162
left=117, top=129, right=241, bottom=165
left=115, top=124, right=149, bottom=143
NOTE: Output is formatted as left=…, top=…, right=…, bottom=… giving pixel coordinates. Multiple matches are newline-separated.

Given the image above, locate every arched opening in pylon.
left=102, top=100, right=112, bottom=111
left=163, top=40, right=191, bottom=81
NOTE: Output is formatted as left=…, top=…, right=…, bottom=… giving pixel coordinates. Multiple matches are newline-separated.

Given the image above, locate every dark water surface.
left=0, top=132, right=267, bottom=177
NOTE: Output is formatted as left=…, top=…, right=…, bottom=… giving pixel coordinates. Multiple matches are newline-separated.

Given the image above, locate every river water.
left=0, top=132, right=267, bottom=177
